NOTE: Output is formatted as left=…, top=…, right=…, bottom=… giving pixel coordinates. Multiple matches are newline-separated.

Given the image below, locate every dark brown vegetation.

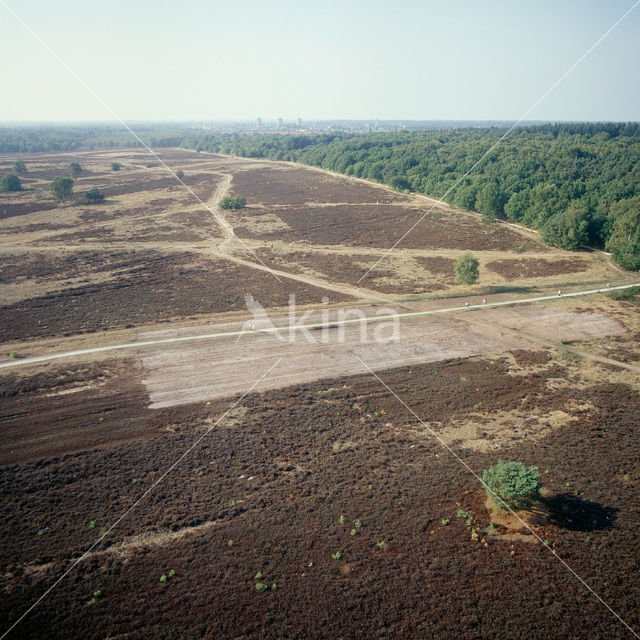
left=0, top=251, right=351, bottom=341
left=0, top=354, right=638, bottom=638
left=487, top=258, right=590, bottom=279
left=236, top=203, right=542, bottom=250
left=413, top=256, right=457, bottom=281
left=254, top=249, right=456, bottom=294
left=0, top=148, right=633, bottom=638
left=230, top=166, right=407, bottom=206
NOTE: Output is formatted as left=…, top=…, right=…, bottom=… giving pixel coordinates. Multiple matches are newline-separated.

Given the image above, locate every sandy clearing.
left=139, top=305, right=624, bottom=409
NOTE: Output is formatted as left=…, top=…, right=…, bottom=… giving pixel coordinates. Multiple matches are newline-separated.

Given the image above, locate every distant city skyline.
left=2, top=0, right=639, bottom=122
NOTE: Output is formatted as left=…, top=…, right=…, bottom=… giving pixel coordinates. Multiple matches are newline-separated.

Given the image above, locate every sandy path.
left=139, top=304, right=625, bottom=409
left=1, top=283, right=636, bottom=372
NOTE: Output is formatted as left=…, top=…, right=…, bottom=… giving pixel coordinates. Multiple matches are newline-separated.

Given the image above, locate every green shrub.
left=85, top=187, right=105, bottom=203
left=607, top=286, right=639, bottom=303
left=12, top=160, right=27, bottom=174
left=482, top=460, right=541, bottom=510
left=454, top=252, right=479, bottom=284
left=69, top=162, right=82, bottom=178
left=111, top=162, right=121, bottom=171
left=0, top=173, right=22, bottom=192
left=218, top=194, right=246, bottom=210
left=50, top=177, right=74, bottom=201
left=9, top=350, right=18, bottom=358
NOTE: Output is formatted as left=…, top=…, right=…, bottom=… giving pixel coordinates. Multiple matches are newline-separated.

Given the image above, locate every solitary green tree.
left=50, top=176, right=74, bottom=201
left=218, top=194, right=246, bottom=210
left=482, top=460, right=541, bottom=511
left=0, top=173, right=22, bottom=192
left=454, top=252, right=479, bottom=284
left=12, top=160, right=27, bottom=174
left=111, top=162, right=121, bottom=171
left=69, top=162, right=82, bottom=179
left=85, top=187, right=105, bottom=203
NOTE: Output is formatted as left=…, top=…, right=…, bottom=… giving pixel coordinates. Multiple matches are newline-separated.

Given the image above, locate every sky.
left=1, top=0, right=639, bottom=122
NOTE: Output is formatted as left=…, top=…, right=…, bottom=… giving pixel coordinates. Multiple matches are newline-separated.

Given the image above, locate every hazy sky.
left=2, top=0, right=639, bottom=122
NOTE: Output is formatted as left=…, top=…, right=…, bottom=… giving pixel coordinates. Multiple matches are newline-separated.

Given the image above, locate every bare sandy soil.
left=138, top=305, right=624, bottom=409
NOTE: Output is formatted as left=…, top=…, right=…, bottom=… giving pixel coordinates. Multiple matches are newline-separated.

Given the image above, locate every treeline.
left=180, top=123, right=640, bottom=269
left=0, top=125, right=184, bottom=153
left=2, top=123, right=639, bottom=268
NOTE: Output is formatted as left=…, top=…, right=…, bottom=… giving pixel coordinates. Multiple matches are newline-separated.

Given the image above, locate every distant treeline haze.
left=180, top=123, right=640, bottom=269
left=1, top=123, right=638, bottom=269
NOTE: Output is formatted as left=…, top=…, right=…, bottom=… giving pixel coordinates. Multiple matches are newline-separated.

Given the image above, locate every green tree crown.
left=219, top=194, right=246, bottom=210
left=50, top=176, right=74, bottom=201
left=0, top=173, right=22, bottom=192
left=12, top=160, right=27, bottom=174
left=454, top=252, right=479, bottom=284
left=69, top=162, right=82, bottom=178
left=482, top=460, right=541, bottom=511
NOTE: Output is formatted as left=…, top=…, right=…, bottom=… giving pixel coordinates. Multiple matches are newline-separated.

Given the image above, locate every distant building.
left=256, top=118, right=262, bottom=129
left=297, top=117, right=302, bottom=127
left=277, top=117, right=283, bottom=129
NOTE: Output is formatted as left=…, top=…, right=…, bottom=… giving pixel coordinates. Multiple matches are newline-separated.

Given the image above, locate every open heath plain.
left=1, top=148, right=639, bottom=639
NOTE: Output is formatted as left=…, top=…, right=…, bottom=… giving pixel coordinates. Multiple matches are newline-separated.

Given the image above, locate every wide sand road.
left=139, top=304, right=624, bottom=409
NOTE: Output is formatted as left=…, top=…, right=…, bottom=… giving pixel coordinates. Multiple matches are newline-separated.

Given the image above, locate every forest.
left=180, top=123, right=640, bottom=269
left=0, top=125, right=184, bottom=153
left=1, top=123, right=639, bottom=269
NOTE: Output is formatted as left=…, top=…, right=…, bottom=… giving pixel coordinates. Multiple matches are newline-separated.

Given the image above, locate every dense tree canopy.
left=605, top=195, right=640, bottom=270
left=179, top=123, right=640, bottom=268
left=0, top=125, right=184, bottom=153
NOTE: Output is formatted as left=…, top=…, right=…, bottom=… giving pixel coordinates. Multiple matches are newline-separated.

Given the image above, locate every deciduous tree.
left=50, top=176, right=74, bottom=201
left=454, top=252, right=479, bottom=284
left=12, top=160, right=27, bottom=174
left=69, top=162, right=82, bottom=178
left=0, top=173, right=22, bottom=191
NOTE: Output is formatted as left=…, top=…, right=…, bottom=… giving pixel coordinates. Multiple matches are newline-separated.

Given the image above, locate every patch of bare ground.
left=137, top=304, right=623, bottom=409
left=252, top=248, right=446, bottom=294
